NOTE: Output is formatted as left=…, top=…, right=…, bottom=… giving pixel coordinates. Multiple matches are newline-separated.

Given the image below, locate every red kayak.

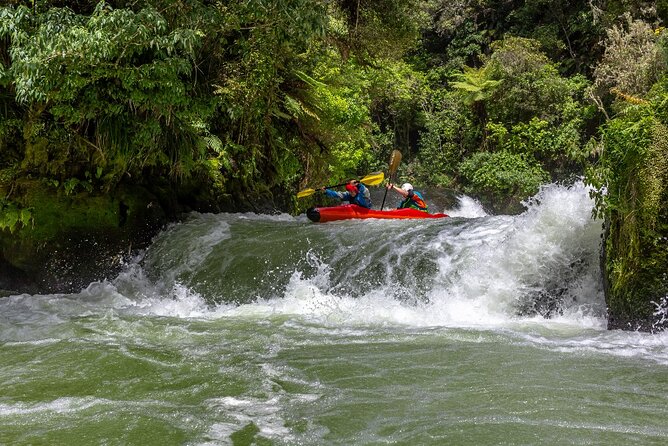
left=306, top=204, right=449, bottom=223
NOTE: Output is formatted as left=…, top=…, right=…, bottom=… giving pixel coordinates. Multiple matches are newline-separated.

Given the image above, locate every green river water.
left=1, top=183, right=667, bottom=445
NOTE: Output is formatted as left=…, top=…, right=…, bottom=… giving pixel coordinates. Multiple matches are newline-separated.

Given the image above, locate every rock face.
left=0, top=182, right=168, bottom=295
left=602, top=211, right=668, bottom=332
left=0, top=179, right=289, bottom=295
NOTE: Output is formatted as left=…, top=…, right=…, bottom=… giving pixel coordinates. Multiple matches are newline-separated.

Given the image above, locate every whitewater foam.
left=46, top=182, right=597, bottom=331
left=446, top=195, right=489, bottom=218
left=0, top=183, right=609, bottom=335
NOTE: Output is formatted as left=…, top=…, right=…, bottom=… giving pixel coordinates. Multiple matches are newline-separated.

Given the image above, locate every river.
left=1, top=183, right=667, bottom=445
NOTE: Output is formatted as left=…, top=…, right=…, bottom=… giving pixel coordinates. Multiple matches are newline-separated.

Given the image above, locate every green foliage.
left=416, top=35, right=594, bottom=203
left=211, top=0, right=337, bottom=194
left=0, top=0, right=608, bottom=216
left=504, top=0, right=604, bottom=74
left=331, top=0, right=426, bottom=62
left=0, top=198, right=32, bottom=233
left=0, top=116, right=22, bottom=167
left=487, top=114, right=588, bottom=170
left=1, top=0, right=359, bottom=203
left=424, top=0, right=514, bottom=69
left=600, top=1, right=664, bottom=26
left=1, top=1, right=216, bottom=190
left=451, top=64, right=502, bottom=105
left=365, top=59, right=428, bottom=157
left=283, top=49, right=376, bottom=183
left=459, top=150, right=549, bottom=203
left=440, top=20, right=487, bottom=70
left=590, top=15, right=667, bottom=117
left=586, top=91, right=668, bottom=324
left=63, top=177, right=93, bottom=195
left=424, top=0, right=604, bottom=74
left=414, top=84, right=476, bottom=186
left=486, top=37, right=589, bottom=126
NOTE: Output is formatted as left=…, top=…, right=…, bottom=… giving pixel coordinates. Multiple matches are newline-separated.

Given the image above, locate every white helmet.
left=401, top=183, right=413, bottom=192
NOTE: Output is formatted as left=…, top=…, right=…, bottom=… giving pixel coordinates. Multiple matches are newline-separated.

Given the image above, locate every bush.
left=460, top=150, right=549, bottom=210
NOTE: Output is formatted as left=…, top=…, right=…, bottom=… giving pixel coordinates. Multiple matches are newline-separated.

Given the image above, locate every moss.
left=17, top=180, right=120, bottom=240
left=0, top=180, right=167, bottom=293
left=603, top=119, right=668, bottom=330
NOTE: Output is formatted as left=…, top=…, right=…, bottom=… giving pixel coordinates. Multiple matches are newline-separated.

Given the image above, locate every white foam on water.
left=4, top=182, right=665, bottom=366
left=4, top=182, right=599, bottom=332
left=445, top=194, right=489, bottom=218
left=0, top=396, right=111, bottom=417
left=425, top=182, right=603, bottom=322
left=143, top=213, right=233, bottom=286
left=515, top=327, right=668, bottom=365
left=202, top=395, right=293, bottom=443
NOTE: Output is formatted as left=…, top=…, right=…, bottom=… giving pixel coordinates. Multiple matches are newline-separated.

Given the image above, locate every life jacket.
left=398, top=190, right=428, bottom=212
left=347, top=184, right=371, bottom=208
left=324, top=183, right=372, bottom=209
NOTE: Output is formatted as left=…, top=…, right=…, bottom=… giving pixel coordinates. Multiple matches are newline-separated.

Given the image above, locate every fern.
left=451, top=65, right=502, bottom=105
left=0, top=199, right=33, bottom=233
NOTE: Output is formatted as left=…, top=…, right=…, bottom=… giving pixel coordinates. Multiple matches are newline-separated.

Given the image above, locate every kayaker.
left=321, top=180, right=372, bottom=208
left=386, top=183, right=428, bottom=212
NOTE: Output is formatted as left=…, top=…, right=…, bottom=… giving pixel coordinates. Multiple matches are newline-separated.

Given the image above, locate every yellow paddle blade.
left=296, top=188, right=316, bottom=199
left=388, top=150, right=402, bottom=175
left=359, top=171, right=385, bottom=186
left=297, top=172, right=385, bottom=198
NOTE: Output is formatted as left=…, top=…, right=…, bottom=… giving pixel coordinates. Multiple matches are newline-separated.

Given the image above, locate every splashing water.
left=2, top=182, right=668, bottom=445
left=111, top=182, right=603, bottom=330
left=445, top=194, right=488, bottom=218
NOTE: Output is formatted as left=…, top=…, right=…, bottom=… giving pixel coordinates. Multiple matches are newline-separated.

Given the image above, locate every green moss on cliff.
left=0, top=180, right=167, bottom=292
left=592, top=108, right=668, bottom=330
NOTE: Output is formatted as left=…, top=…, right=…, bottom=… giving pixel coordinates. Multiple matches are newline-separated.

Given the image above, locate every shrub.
left=460, top=150, right=549, bottom=208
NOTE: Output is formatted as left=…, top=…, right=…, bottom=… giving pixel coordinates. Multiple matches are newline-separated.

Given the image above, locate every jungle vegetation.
left=1, top=0, right=667, bottom=328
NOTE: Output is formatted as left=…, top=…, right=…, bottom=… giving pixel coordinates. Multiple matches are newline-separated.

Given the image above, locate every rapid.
left=1, top=182, right=668, bottom=445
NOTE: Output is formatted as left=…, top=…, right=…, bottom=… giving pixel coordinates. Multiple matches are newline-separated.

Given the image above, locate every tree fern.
left=451, top=65, right=502, bottom=105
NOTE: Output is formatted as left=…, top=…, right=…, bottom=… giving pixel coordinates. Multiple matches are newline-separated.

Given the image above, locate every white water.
left=0, top=182, right=624, bottom=331
left=3, top=182, right=667, bottom=362
left=3, top=182, right=668, bottom=445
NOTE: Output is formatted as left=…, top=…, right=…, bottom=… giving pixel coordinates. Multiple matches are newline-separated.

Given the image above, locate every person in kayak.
left=386, top=183, right=428, bottom=212
left=321, top=180, right=372, bottom=208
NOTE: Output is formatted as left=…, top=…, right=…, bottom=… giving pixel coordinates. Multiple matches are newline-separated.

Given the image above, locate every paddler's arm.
left=322, top=188, right=344, bottom=199
left=387, top=183, right=409, bottom=198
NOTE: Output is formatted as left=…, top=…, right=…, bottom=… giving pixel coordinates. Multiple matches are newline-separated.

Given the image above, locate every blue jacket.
left=325, top=184, right=372, bottom=208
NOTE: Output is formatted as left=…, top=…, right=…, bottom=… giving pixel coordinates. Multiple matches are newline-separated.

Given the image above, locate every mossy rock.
left=0, top=180, right=168, bottom=294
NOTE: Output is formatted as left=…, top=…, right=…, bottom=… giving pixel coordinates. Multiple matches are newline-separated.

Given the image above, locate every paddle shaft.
left=297, top=172, right=384, bottom=198
left=323, top=171, right=384, bottom=190
left=381, top=150, right=402, bottom=210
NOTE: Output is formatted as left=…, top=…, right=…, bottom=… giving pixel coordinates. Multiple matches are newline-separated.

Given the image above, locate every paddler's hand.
left=386, top=183, right=394, bottom=190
